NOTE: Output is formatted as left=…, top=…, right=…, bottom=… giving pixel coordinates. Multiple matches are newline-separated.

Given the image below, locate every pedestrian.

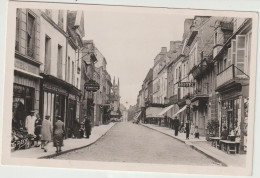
left=194, top=126, right=199, bottom=139
left=185, top=121, right=190, bottom=139
left=41, top=115, right=52, bottom=152
left=190, top=123, right=195, bottom=136
left=34, top=113, right=42, bottom=147
left=25, top=110, right=36, bottom=146
left=220, top=126, right=228, bottom=140
left=172, top=116, right=180, bottom=136
left=53, top=115, right=65, bottom=153
left=84, top=115, right=92, bottom=139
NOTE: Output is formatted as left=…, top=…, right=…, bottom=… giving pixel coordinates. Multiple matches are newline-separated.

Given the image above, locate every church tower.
left=110, top=77, right=121, bottom=119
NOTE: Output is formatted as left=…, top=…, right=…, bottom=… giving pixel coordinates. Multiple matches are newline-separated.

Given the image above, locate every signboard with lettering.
left=178, top=82, right=195, bottom=87
left=84, top=79, right=100, bottom=92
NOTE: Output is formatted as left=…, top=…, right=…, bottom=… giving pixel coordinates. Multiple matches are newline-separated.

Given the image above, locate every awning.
left=133, top=111, right=142, bottom=120
left=158, top=105, right=174, bottom=116
left=146, top=107, right=164, bottom=118
left=172, top=105, right=187, bottom=118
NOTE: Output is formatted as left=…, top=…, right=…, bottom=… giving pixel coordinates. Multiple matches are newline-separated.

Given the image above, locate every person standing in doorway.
left=84, top=115, right=92, bottom=139
left=25, top=110, right=36, bottom=146
left=173, top=117, right=180, bottom=136
left=41, top=115, right=52, bottom=152
left=34, top=113, right=42, bottom=147
left=185, top=121, right=190, bottom=139
left=53, top=116, right=65, bottom=153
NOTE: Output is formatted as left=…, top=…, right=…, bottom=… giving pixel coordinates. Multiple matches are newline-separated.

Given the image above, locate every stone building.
left=13, top=9, right=41, bottom=129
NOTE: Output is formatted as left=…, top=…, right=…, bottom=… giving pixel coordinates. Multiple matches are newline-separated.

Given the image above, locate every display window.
left=12, top=84, right=35, bottom=129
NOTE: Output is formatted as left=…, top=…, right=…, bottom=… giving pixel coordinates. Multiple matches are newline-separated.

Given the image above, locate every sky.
left=83, top=5, right=194, bottom=108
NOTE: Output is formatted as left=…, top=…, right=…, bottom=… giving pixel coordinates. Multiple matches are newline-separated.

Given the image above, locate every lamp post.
left=185, top=93, right=191, bottom=139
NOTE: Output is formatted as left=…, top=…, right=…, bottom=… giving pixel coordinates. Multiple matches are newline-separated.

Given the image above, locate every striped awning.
left=171, top=105, right=187, bottom=119
left=158, top=105, right=174, bottom=116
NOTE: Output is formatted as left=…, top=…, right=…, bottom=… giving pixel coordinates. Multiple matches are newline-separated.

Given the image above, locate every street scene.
left=8, top=5, right=253, bottom=171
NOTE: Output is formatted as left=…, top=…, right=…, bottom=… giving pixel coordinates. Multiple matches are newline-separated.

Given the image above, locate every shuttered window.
left=227, top=48, right=232, bottom=66
left=231, top=39, right=236, bottom=65
left=236, top=35, right=246, bottom=76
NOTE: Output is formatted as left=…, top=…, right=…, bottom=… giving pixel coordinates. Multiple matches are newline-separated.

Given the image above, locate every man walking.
left=172, top=116, right=180, bottom=136
left=185, top=121, right=190, bottom=139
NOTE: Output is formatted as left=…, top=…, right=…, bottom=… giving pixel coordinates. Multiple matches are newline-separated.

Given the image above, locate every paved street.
left=54, top=122, right=221, bottom=166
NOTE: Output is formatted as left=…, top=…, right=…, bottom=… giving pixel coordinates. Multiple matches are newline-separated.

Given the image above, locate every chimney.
left=183, top=19, right=194, bottom=40
left=161, top=47, right=167, bottom=53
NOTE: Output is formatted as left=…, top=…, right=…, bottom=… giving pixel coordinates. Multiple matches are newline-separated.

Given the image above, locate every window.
left=236, top=35, right=246, bottom=76
left=72, top=61, right=75, bottom=85
left=77, top=78, right=79, bottom=88
left=190, top=43, right=198, bottom=67
left=245, top=32, right=252, bottom=75
left=57, top=45, right=63, bottom=79
left=214, top=32, right=218, bottom=45
left=44, top=36, right=51, bottom=73
left=27, top=12, right=36, bottom=58
left=15, top=9, right=20, bottom=51
left=67, top=57, right=71, bottom=83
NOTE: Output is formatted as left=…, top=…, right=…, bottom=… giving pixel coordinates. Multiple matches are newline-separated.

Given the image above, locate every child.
left=195, top=126, right=199, bottom=139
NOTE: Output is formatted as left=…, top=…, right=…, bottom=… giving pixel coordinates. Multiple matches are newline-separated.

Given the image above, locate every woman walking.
left=53, top=115, right=65, bottom=153
left=34, top=113, right=42, bottom=147
left=41, top=115, right=52, bottom=152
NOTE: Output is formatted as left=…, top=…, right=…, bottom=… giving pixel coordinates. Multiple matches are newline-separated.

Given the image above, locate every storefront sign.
left=178, top=82, right=195, bottom=87
left=84, top=80, right=100, bottom=92
left=43, top=82, right=67, bottom=95
left=15, top=58, right=39, bottom=75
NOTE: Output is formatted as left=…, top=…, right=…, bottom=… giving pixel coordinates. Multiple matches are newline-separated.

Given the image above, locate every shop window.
left=12, top=84, right=35, bottom=129
left=27, top=12, right=36, bottom=58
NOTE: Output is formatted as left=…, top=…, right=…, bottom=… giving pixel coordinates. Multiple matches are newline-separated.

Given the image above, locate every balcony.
left=216, top=64, right=249, bottom=92
left=190, top=59, right=211, bottom=79
left=191, top=89, right=209, bottom=106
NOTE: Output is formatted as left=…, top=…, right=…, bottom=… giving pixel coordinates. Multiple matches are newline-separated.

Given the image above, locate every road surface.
left=53, top=122, right=220, bottom=166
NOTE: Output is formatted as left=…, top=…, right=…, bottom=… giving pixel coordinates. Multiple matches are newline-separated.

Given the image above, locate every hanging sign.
left=84, top=79, right=100, bottom=92
left=178, top=82, right=195, bottom=87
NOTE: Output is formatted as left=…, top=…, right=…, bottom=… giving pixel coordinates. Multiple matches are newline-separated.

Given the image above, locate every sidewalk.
left=11, top=123, right=116, bottom=159
left=141, top=123, right=246, bottom=167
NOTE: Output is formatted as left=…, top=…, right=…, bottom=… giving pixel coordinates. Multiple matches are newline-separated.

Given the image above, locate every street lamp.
left=185, top=93, right=191, bottom=139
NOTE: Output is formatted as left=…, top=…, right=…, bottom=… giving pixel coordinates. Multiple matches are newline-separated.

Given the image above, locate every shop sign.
left=15, top=59, right=38, bottom=74
left=43, top=82, right=67, bottom=95
left=178, top=82, right=195, bottom=87
left=84, top=79, right=100, bottom=92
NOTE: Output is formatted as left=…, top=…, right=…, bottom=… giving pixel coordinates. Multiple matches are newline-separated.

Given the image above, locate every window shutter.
left=231, top=39, right=236, bottom=65
left=236, top=35, right=246, bottom=76
left=227, top=48, right=232, bottom=66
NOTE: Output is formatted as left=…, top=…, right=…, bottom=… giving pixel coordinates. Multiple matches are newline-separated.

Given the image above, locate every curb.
left=38, top=123, right=117, bottom=159
left=140, top=124, right=227, bottom=167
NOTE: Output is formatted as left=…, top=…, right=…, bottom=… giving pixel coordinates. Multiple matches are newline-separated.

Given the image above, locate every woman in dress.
left=53, top=115, right=65, bottom=153
left=41, top=115, right=52, bottom=152
left=34, top=113, right=42, bottom=147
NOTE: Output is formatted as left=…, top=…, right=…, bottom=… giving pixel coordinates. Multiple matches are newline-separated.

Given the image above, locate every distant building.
left=110, top=77, right=121, bottom=119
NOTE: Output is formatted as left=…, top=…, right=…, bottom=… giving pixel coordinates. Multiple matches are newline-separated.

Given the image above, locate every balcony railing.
left=216, top=65, right=234, bottom=88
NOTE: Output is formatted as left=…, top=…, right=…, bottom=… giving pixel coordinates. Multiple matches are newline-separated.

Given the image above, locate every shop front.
left=40, top=74, right=81, bottom=138
left=216, top=79, right=249, bottom=153
left=13, top=55, right=41, bottom=130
